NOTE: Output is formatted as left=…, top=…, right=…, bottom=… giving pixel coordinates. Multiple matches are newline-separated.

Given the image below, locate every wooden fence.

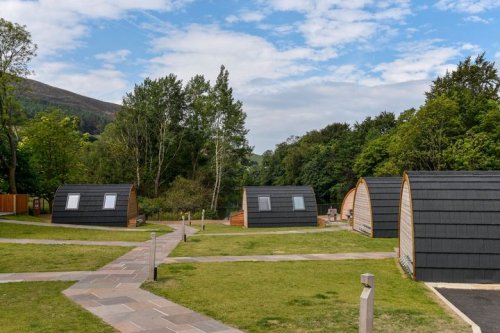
left=0, top=194, right=28, bottom=214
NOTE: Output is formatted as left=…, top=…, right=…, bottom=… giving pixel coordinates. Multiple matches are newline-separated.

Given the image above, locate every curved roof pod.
left=352, top=177, right=402, bottom=238
left=399, top=171, right=500, bottom=283
left=52, top=184, right=138, bottom=227
left=340, top=188, right=355, bottom=220
left=243, top=186, right=317, bottom=228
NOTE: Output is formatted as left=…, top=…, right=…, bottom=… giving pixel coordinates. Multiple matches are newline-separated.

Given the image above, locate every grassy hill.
left=15, top=79, right=121, bottom=134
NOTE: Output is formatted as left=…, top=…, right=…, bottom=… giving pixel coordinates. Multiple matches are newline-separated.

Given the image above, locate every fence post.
left=359, top=273, right=374, bottom=333
left=148, top=232, right=156, bottom=281
left=202, top=209, right=205, bottom=231
left=181, top=215, right=187, bottom=242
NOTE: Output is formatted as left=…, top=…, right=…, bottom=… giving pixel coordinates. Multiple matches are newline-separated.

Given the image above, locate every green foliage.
left=20, top=109, right=86, bottom=209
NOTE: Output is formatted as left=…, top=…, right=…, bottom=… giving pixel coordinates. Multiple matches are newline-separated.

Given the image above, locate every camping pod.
left=52, top=184, right=139, bottom=227
left=352, top=177, right=401, bottom=238
left=340, top=188, right=355, bottom=220
left=399, top=171, right=500, bottom=283
left=243, top=186, right=317, bottom=228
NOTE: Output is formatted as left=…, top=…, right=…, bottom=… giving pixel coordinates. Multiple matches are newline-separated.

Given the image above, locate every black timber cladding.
left=245, top=186, right=317, bottom=227
left=52, top=184, right=134, bottom=227
left=407, top=171, right=500, bottom=283
left=364, top=177, right=401, bottom=238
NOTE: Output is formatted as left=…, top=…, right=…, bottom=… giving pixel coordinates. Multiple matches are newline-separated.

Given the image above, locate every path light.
left=181, top=214, right=187, bottom=242
left=359, top=273, right=374, bottom=333
left=202, top=209, right=205, bottom=231
left=148, top=232, right=156, bottom=281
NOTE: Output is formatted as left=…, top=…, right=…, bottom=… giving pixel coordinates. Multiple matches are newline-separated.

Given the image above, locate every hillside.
left=15, top=79, right=121, bottom=134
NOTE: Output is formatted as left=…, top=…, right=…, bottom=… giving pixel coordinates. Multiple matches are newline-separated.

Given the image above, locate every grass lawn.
left=0, top=281, right=116, bottom=333
left=0, top=222, right=172, bottom=242
left=143, top=259, right=469, bottom=333
left=0, top=243, right=132, bottom=272
left=0, top=214, right=50, bottom=223
left=170, top=230, right=397, bottom=256
left=192, top=223, right=339, bottom=234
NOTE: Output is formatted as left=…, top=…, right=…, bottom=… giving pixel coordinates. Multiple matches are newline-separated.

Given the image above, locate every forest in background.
left=1, top=18, right=499, bottom=216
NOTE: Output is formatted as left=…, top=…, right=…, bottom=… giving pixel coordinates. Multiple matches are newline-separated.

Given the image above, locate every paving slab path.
left=64, top=225, right=244, bottom=333
left=0, top=219, right=154, bottom=231
left=193, top=226, right=350, bottom=237
left=164, top=251, right=396, bottom=264
left=0, top=238, right=142, bottom=247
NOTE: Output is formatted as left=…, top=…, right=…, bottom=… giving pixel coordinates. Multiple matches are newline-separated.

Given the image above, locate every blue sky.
left=3, top=0, right=500, bottom=153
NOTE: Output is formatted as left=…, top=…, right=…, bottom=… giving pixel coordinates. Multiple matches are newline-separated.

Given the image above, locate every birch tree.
left=209, top=66, right=250, bottom=211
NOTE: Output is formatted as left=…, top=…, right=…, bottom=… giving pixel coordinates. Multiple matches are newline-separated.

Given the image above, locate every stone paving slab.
left=0, top=238, right=143, bottom=247
left=64, top=225, right=244, bottom=333
left=0, top=271, right=95, bottom=283
left=0, top=219, right=152, bottom=231
left=163, top=251, right=396, bottom=264
left=194, top=225, right=350, bottom=236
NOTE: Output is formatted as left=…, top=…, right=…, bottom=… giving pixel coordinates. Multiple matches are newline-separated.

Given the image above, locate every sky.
left=2, top=0, right=500, bottom=154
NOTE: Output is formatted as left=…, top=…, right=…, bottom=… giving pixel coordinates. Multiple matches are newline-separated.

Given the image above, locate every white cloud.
left=1, top=0, right=191, bottom=56
left=370, top=41, right=477, bottom=83
left=144, top=24, right=336, bottom=89
left=95, top=49, right=131, bottom=63
left=243, top=79, right=430, bottom=153
left=31, top=61, right=129, bottom=103
left=226, top=10, right=267, bottom=23
left=263, top=0, right=412, bottom=48
left=464, top=15, right=492, bottom=24
left=435, top=0, right=500, bottom=14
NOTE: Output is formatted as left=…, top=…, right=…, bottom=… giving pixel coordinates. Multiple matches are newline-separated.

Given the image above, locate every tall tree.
left=21, top=109, right=85, bottom=210
left=209, top=65, right=250, bottom=211
left=119, top=75, right=186, bottom=197
left=0, top=18, right=37, bottom=193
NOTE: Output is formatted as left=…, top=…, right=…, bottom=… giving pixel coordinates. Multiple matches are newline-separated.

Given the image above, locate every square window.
left=258, top=196, right=271, bottom=211
left=103, top=193, right=117, bottom=210
left=66, top=194, right=80, bottom=210
left=293, top=196, right=305, bottom=211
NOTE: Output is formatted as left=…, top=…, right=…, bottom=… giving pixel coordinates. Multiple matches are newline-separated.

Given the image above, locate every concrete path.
left=0, top=219, right=152, bottom=231
left=0, top=238, right=142, bottom=247
left=164, top=252, right=396, bottom=264
left=64, top=225, right=243, bottom=333
left=195, top=226, right=350, bottom=237
left=0, top=271, right=101, bottom=283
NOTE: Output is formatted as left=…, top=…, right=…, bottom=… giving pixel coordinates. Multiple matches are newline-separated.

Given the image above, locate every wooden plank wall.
left=353, top=182, right=372, bottom=236
left=399, top=179, right=414, bottom=275
left=340, top=188, right=355, bottom=220
left=0, top=194, right=28, bottom=214
left=230, top=210, right=244, bottom=226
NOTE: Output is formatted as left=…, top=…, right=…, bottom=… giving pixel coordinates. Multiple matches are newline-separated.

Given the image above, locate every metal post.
left=148, top=232, right=156, bottom=281
left=359, top=273, right=374, bottom=333
left=202, top=209, right=205, bottom=231
left=188, top=211, right=191, bottom=226
left=181, top=215, right=186, bottom=242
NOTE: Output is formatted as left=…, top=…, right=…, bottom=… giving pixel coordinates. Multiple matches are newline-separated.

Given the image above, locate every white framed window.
left=103, top=193, right=117, bottom=210
left=258, top=196, right=271, bottom=211
left=66, top=193, right=80, bottom=210
left=292, top=196, right=305, bottom=211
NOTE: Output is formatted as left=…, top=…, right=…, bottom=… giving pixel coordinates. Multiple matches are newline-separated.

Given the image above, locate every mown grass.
left=192, top=223, right=338, bottom=234
left=0, top=281, right=116, bottom=333
left=0, top=243, right=132, bottom=272
left=171, top=230, right=397, bottom=256
left=0, top=214, right=50, bottom=223
left=143, top=260, right=469, bottom=333
left=0, top=222, right=172, bottom=242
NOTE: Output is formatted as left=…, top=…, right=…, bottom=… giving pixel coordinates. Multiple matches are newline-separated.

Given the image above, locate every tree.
left=0, top=18, right=37, bottom=193
left=208, top=65, right=250, bottom=211
left=119, top=75, right=186, bottom=196
left=20, top=109, right=85, bottom=210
